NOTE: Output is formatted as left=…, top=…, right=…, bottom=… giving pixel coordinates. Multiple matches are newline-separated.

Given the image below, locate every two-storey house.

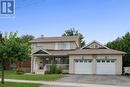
left=30, top=36, right=126, bottom=75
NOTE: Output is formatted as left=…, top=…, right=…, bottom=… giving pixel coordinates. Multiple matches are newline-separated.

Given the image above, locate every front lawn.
left=4, top=70, right=64, bottom=81
left=0, top=82, right=40, bottom=87
left=128, top=75, right=130, bottom=79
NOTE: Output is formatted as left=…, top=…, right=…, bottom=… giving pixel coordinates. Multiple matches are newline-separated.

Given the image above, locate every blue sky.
left=0, top=0, right=130, bottom=44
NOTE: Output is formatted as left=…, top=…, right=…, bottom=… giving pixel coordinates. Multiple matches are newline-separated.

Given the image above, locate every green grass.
left=3, top=70, right=64, bottom=81
left=128, top=75, right=130, bottom=79
left=0, top=82, right=40, bottom=87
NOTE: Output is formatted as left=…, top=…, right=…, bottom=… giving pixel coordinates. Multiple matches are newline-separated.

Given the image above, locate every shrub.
left=45, top=71, right=51, bottom=74
left=16, top=70, right=24, bottom=75
left=50, top=64, right=57, bottom=74
left=55, top=67, right=62, bottom=74
left=49, top=64, right=62, bottom=74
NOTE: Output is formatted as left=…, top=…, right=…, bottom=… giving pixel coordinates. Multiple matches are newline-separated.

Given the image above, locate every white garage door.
left=96, top=59, right=116, bottom=74
left=74, top=59, right=92, bottom=74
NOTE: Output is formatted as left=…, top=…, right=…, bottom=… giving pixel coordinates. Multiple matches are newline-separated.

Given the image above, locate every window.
left=75, top=59, right=79, bottom=63
left=111, top=60, right=116, bottom=63
left=88, top=60, right=92, bottom=63
left=79, top=59, right=83, bottom=62
left=55, top=58, right=61, bottom=64
left=63, top=58, right=69, bottom=64
left=102, top=60, right=105, bottom=63
left=97, top=60, right=100, bottom=63
left=106, top=60, right=110, bottom=63
left=55, top=43, right=59, bottom=49
left=64, top=42, right=70, bottom=49
left=84, top=59, right=88, bottom=63
left=45, top=58, right=51, bottom=64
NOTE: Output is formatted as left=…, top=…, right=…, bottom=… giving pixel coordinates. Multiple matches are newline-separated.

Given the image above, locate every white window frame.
left=64, top=42, right=70, bottom=49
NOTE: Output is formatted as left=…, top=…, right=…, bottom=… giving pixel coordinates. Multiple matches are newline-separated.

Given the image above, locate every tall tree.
left=0, top=32, right=30, bottom=84
left=19, top=34, right=34, bottom=44
left=106, top=32, right=130, bottom=67
left=0, top=32, right=5, bottom=84
left=62, top=28, right=85, bottom=47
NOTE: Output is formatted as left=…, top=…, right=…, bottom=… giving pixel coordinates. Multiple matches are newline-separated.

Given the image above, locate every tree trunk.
left=1, top=59, right=4, bottom=84
left=4, top=58, right=11, bottom=70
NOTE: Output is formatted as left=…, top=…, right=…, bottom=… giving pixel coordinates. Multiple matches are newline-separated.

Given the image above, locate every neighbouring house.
left=30, top=36, right=126, bottom=75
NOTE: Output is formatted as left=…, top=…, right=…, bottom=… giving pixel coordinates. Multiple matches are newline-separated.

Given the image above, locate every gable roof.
left=32, top=48, right=51, bottom=55
left=32, top=49, right=75, bottom=56
left=82, top=40, right=109, bottom=49
left=69, top=49, right=126, bottom=55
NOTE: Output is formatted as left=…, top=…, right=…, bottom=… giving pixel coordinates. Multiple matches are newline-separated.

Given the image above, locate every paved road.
left=40, top=75, right=130, bottom=87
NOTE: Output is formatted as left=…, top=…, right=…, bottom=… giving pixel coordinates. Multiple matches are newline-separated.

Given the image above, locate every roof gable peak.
left=82, top=40, right=109, bottom=49
left=32, top=48, right=51, bottom=55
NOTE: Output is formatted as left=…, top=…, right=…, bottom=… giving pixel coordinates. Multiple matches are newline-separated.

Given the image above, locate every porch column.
left=31, top=56, right=33, bottom=73
left=31, top=56, right=35, bottom=73
left=31, top=56, right=37, bottom=73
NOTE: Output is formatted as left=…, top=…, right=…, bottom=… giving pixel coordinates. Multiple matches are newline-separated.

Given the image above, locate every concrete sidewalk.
left=3, top=79, right=127, bottom=87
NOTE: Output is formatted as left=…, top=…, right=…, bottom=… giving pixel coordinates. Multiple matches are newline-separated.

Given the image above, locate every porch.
left=31, top=56, right=69, bottom=74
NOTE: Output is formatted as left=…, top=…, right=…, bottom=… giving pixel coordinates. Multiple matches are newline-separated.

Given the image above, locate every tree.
left=0, top=32, right=30, bottom=84
left=19, top=34, right=34, bottom=44
left=62, top=28, right=85, bottom=47
left=106, top=32, right=130, bottom=67
left=0, top=32, right=5, bottom=84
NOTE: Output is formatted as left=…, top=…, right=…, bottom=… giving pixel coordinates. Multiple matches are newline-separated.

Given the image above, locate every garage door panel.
left=96, top=59, right=116, bottom=74
left=74, top=59, right=92, bottom=74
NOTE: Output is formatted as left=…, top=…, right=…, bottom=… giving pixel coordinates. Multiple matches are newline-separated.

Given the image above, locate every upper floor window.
left=55, top=42, right=60, bottom=50
left=55, top=42, right=70, bottom=50
left=64, top=42, right=70, bottom=49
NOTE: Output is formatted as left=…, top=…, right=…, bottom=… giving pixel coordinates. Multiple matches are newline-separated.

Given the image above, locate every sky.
left=0, top=0, right=130, bottom=44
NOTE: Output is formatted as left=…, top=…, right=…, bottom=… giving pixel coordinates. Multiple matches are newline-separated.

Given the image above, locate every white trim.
left=31, top=48, right=51, bottom=55
left=81, top=40, right=109, bottom=49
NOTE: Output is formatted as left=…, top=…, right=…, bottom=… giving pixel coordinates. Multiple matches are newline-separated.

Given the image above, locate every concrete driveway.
left=40, top=75, right=130, bottom=87
left=57, top=75, right=130, bottom=86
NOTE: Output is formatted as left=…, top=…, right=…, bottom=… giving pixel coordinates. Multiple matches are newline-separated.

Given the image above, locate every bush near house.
left=46, top=64, right=62, bottom=74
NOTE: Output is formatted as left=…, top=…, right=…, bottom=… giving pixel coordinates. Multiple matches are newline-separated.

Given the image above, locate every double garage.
left=74, top=59, right=115, bottom=74
left=69, top=54, right=123, bottom=75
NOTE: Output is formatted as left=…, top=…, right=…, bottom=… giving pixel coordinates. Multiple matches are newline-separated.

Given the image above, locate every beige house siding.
left=31, top=42, right=77, bottom=51
left=69, top=54, right=122, bottom=75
